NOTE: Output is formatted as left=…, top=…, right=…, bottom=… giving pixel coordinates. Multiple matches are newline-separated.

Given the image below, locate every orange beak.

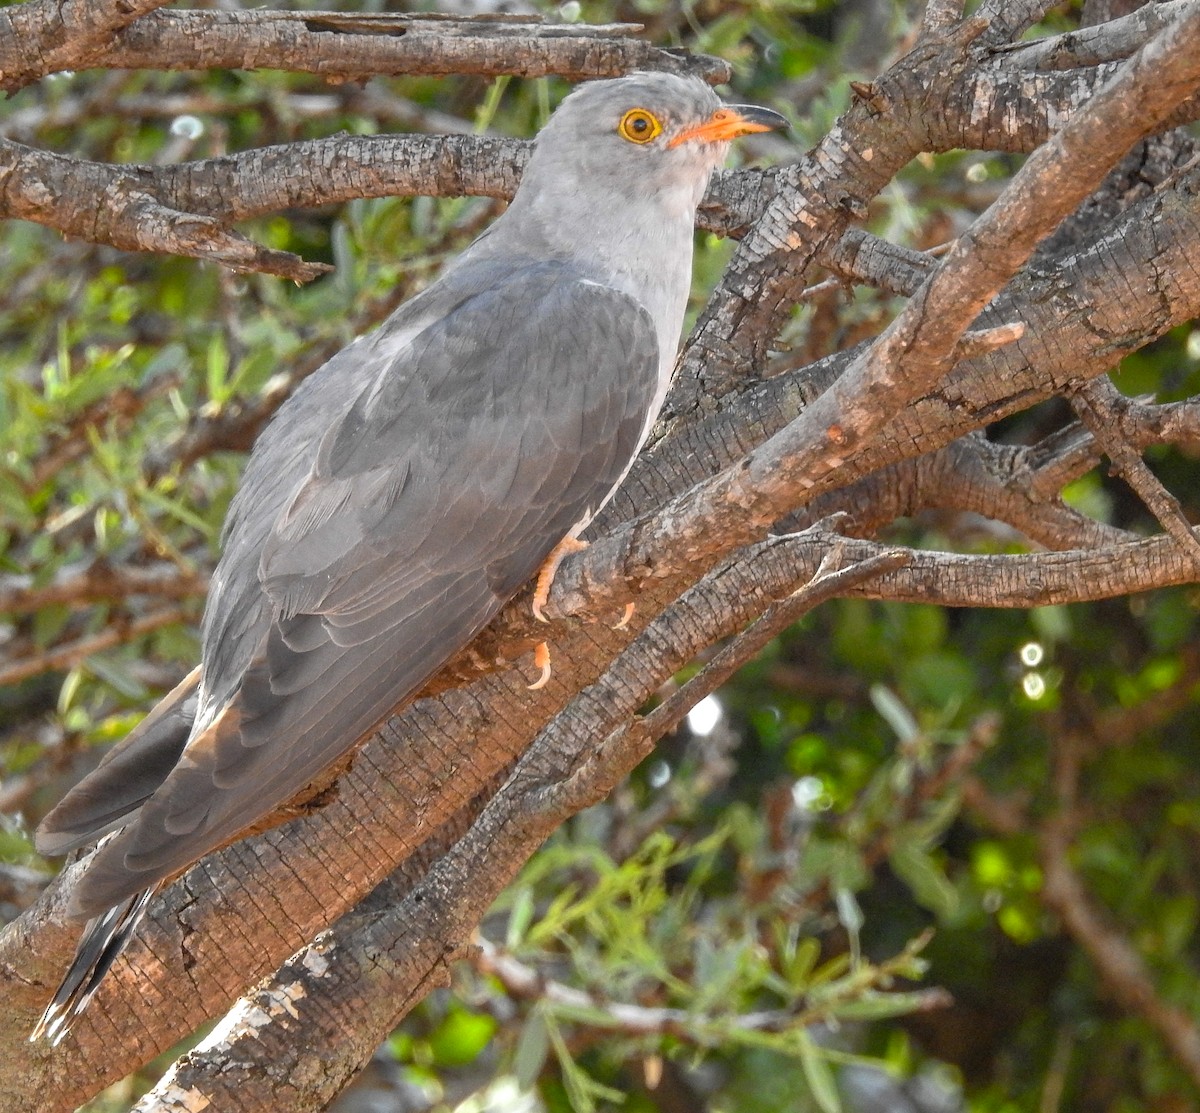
left=667, top=103, right=788, bottom=149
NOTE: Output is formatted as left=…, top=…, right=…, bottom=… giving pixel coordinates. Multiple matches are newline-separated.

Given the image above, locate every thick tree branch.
left=0, top=10, right=729, bottom=87
left=121, top=533, right=915, bottom=1112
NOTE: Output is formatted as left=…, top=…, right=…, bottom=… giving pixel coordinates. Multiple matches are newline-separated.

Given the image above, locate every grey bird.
left=32, top=71, right=787, bottom=1043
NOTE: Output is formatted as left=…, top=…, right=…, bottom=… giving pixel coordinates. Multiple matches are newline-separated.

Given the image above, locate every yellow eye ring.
left=618, top=108, right=663, bottom=145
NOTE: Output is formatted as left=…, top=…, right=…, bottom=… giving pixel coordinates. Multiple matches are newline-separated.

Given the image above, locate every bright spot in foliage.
left=792, top=775, right=825, bottom=812
left=170, top=114, right=205, bottom=140
left=1019, top=641, right=1044, bottom=667
left=1022, top=672, right=1046, bottom=700
left=687, top=694, right=723, bottom=736
left=647, top=759, right=671, bottom=789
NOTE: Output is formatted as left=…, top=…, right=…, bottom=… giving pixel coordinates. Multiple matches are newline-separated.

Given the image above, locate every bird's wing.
left=69, top=263, right=661, bottom=916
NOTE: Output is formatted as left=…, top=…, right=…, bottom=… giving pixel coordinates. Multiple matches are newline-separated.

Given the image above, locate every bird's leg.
left=531, top=535, right=588, bottom=623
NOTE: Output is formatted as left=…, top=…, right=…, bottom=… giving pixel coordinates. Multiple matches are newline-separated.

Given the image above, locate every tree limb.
left=0, top=10, right=730, bottom=87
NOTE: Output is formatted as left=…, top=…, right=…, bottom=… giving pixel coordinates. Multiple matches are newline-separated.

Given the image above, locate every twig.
left=638, top=540, right=911, bottom=742
left=0, top=559, right=206, bottom=616
left=952, top=321, right=1025, bottom=361
left=469, top=937, right=820, bottom=1040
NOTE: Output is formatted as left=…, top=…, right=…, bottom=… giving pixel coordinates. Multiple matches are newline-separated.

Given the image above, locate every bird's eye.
left=618, top=108, right=663, bottom=145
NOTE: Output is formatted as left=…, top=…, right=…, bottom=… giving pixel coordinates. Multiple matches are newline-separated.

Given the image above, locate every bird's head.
left=516, top=71, right=788, bottom=224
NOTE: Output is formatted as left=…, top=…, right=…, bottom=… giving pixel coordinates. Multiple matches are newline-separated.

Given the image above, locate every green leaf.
left=889, top=841, right=958, bottom=920
left=798, top=1032, right=842, bottom=1113
left=506, top=885, right=536, bottom=948
left=426, top=1004, right=497, bottom=1067
left=835, top=991, right=940, bottom=1021
left=205, top=332, right=230, bottom=404
left=870, top=685, right=918, bottom=742
left=514, top=1006, right=550, bottom=1092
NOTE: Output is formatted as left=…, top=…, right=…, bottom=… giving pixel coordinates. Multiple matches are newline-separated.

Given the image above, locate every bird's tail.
left=30, top=887, right=156, bottom=1045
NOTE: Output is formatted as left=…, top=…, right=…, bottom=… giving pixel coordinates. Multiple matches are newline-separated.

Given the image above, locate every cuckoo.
left=33, top=71, right=787, bottom=1042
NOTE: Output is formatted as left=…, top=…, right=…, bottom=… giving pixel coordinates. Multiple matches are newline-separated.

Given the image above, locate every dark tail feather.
left=30, top=887, right=156, bottom=1045
left=36, top=668, right=198, bottom=858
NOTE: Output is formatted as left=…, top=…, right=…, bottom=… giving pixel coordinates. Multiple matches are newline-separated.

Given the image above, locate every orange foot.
left=531, top=536, right=588, bottom=623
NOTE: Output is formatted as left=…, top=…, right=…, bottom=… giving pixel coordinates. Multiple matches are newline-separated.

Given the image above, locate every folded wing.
left=64, top=260, right=660, bottom=916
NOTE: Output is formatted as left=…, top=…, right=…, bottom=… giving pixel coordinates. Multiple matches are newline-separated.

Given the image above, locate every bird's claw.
left=527, top=641, right=552, bottom=690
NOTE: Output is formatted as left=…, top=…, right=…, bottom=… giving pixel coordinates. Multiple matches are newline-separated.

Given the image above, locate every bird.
left=31, top=70, right=787, bottom=1043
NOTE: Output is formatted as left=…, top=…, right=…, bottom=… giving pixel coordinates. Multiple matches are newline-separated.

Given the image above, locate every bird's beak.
left=668, top=103, right=789, bottom=148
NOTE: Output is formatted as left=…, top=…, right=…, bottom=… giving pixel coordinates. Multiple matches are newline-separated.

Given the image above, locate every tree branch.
left=0, top=605, right=194, bottom=687
left=0, top=10, right=730, bottom=87
left=0, top=560, right=204, bottom=617
left=991, top=0, right=1196, bottom=69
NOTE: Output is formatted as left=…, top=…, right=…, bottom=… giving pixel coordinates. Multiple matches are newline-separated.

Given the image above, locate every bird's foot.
left=532, top=536, right=589, bottom=623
